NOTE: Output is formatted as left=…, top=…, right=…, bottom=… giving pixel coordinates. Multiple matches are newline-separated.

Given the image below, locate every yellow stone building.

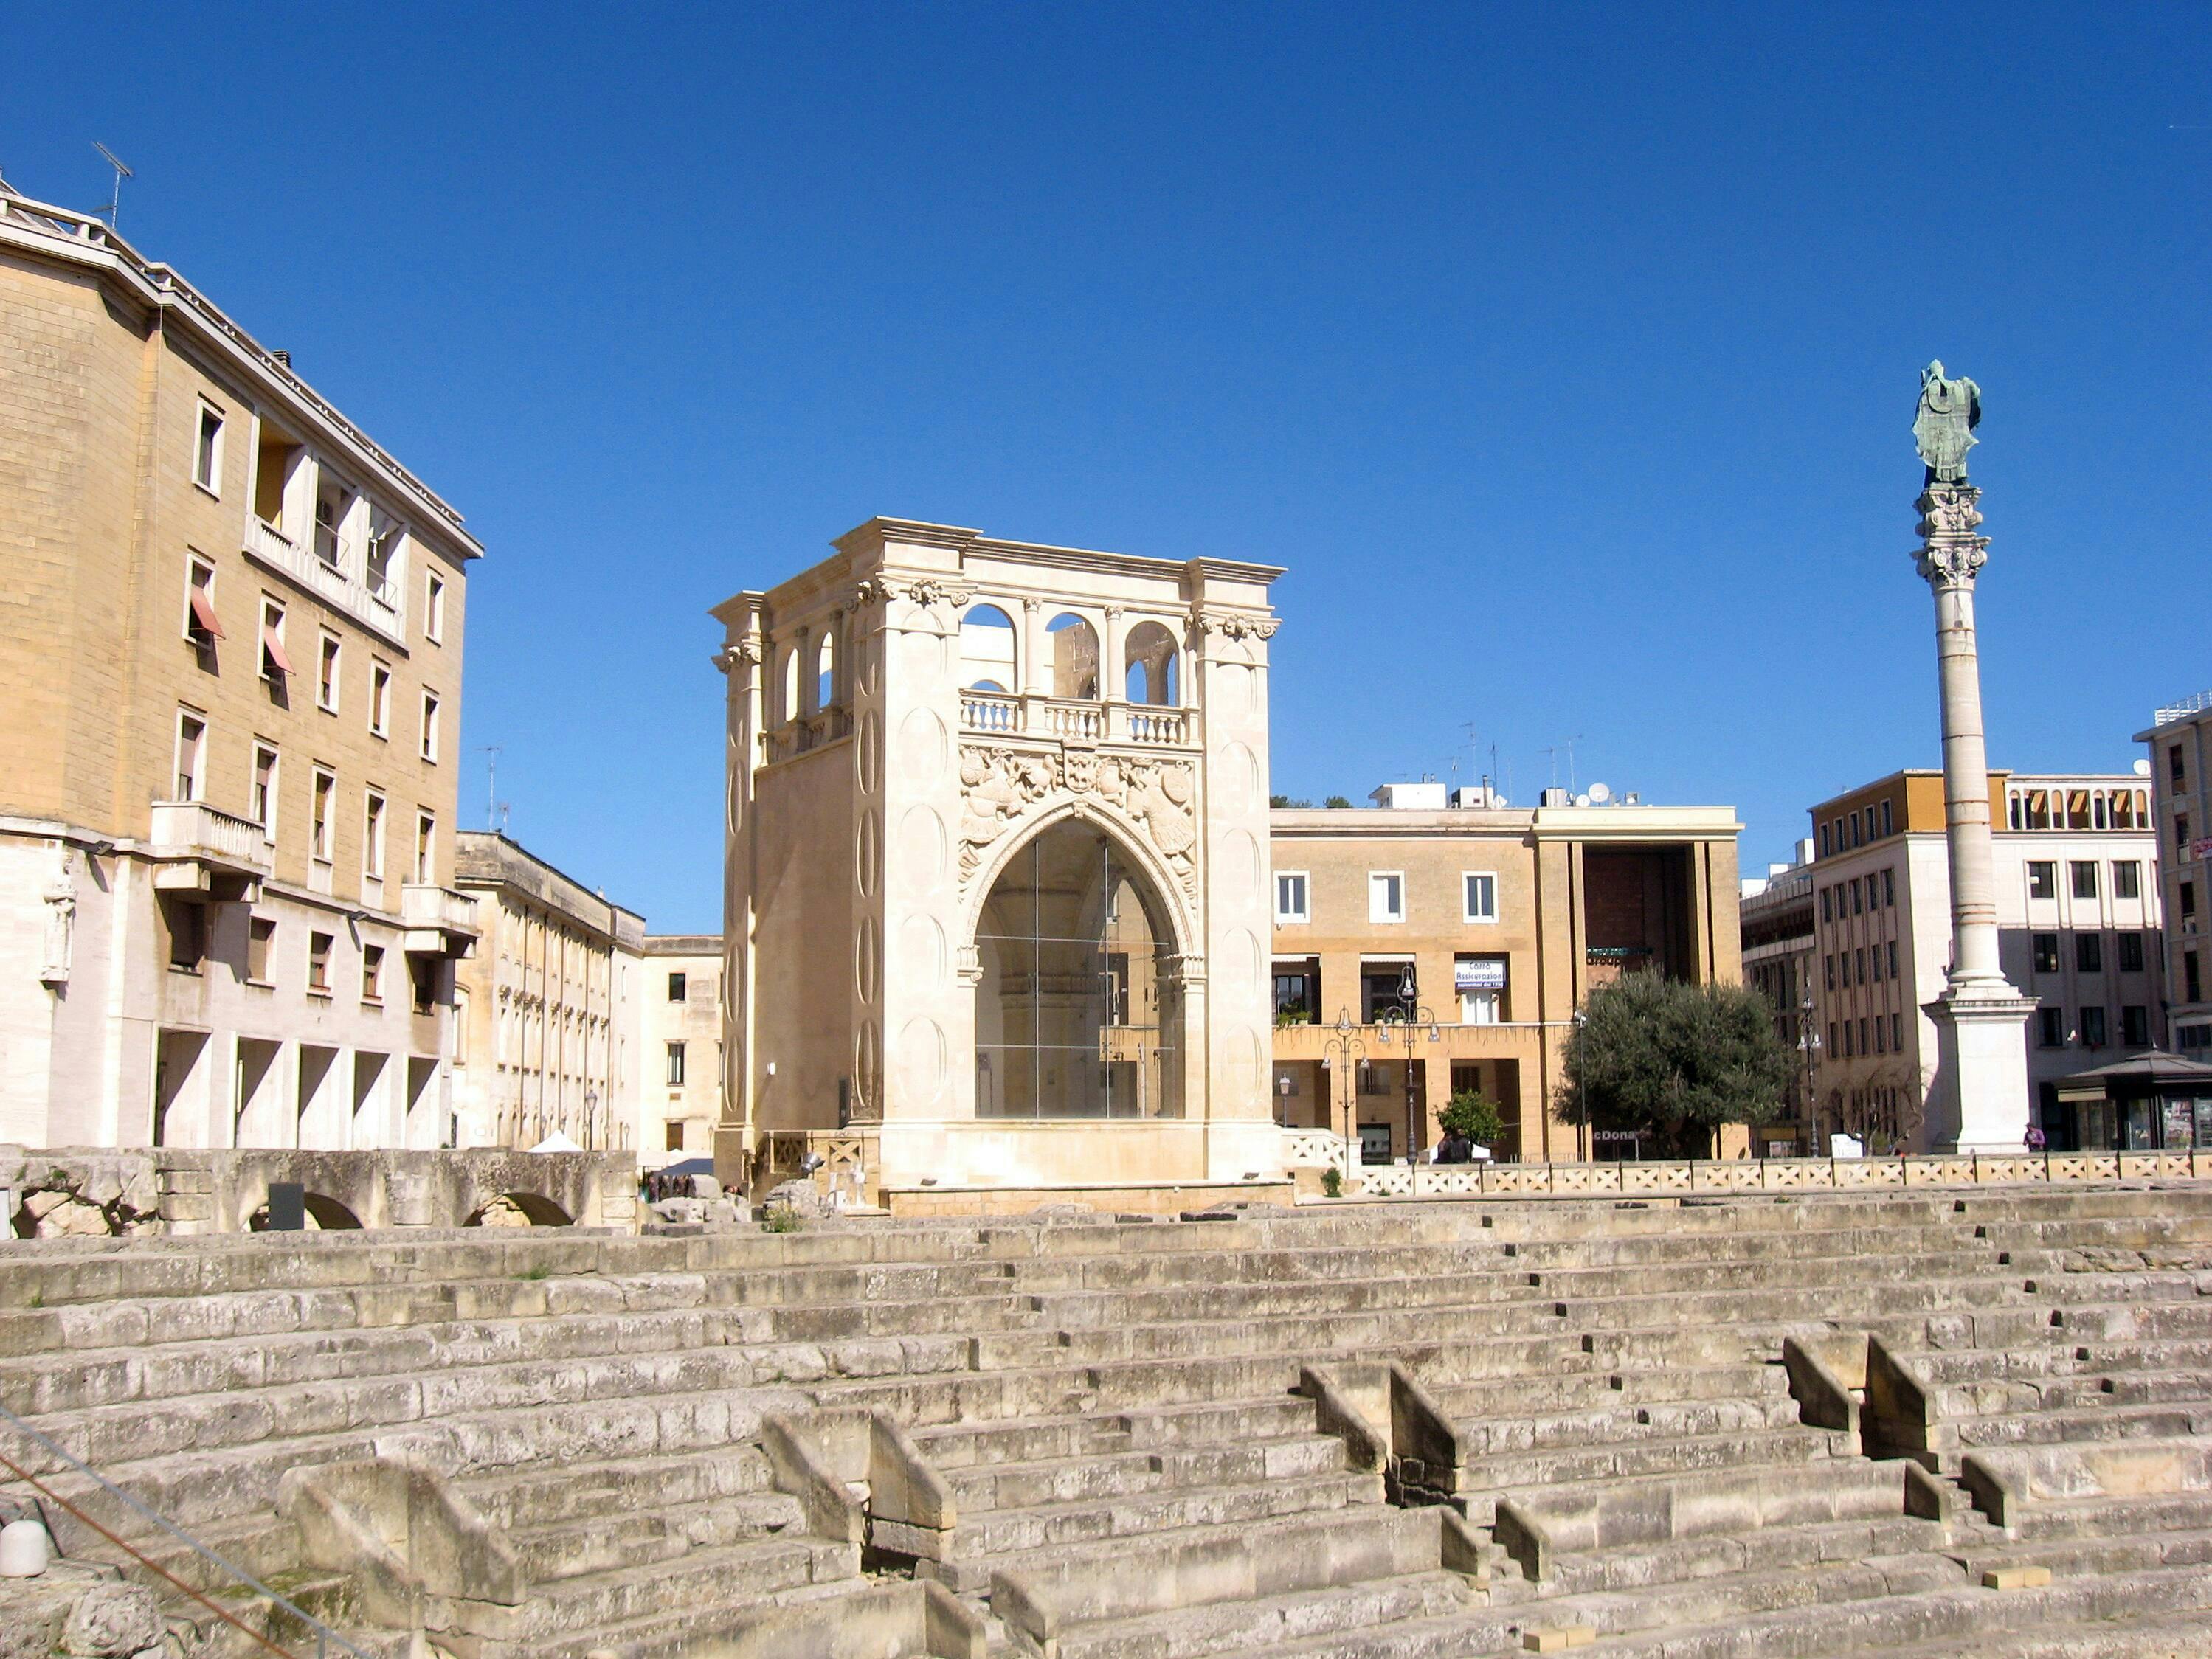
left=0, top=182, right=480, bottom=1149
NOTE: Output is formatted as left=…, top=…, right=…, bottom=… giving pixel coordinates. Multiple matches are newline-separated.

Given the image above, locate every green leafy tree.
left=1563, top=971, right=1791, bottom=1157
left=1323, top=794, right=1354, bottom=809
left=1439, top=1090, right=1504, bottom=1146
left=1270, top=793, right=1314, bottom=809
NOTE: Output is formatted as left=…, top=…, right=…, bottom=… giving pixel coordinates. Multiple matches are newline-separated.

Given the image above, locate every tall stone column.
left=1911, top=362, right=2033, bottom=1152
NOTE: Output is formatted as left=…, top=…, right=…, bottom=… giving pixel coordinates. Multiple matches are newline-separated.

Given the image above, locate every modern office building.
left=1805, top=770, right=2163, bottom=1152
left=2137, top=694, right=2212, bottom=1060
left=0, top=181, right=480, bottom=1150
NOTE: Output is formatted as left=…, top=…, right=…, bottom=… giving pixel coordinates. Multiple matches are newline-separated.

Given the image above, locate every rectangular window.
left=246, top=915, right=274, bottom=983
left=2114, top=861, right=2141, bottom=901
left=370, top=662, right=391, bottom=738
left=175, top=710, right=207, bottom=801
left=1887, top=941, right=1898, bottom=979
left=2123, top=1005, right=2151, bottom=1047
left=2172, top=746, right=2188, bottom=789
left=183, top=556, right=223, bottom=644
left=2028, top=862, right=2058, bottom=901
left=2188, top=952, right=2203, bottom=1004
left=1368, top=872, right=1405, bottom=924
left=1850, top=813, right=1863, bottom=849
left=311, top=768, right=334, bottom=863
left=420, top=690, right=440, bottom=763
left=308, top=931, right=333, bottom=994
left=2081, top=1005, right=2108, bottom=1048
left=1856, top=947, right=1867, bottom=986
left=668, top=971, right=688, bottom=1003
left=2071, top=861, right=2099, bottom=901
left=2032, top=933, right=2060, bottom=974
left=2182, top=817, right=2194, bottom=862
left=363, top=790, right=386, bottom=879
left=1462, top=872, right=1498, bottom=924
left=1819, top=887, right=1832, bottom=924
left=1828, top=1021, right=1839, bottom=1057
left=365, top=509, right=400, bottom=601
left=411, top=957, right=437, bottom=1014
left=165, top=897, right=207, bottom=972
left=666, top=1042, right=687, bottom=1087
left=2038, top=1006, right=2064, bottom=1047
left=317, top=634, right=341, bottom=713
left=1873, top=1016, right=1886, bottom=1055
left=1883, top=869, right=1895, bottom=907
left=1850, top=878, right=1863, bottom=915
left=2182, top=881, right=2198, bottom=920
left=193, top=402, right=224, bottom=493
left=1880, top=800, right=1893, bottom=837
left=415, top=811, right=435, bottom=884
left=2076, top=933, right=2103, bottom=974
left=426, top=572, right=446, bottom=643
left=666, top=1121, right=685, bottom=1153
left=362, top=943, right=384, bottom=1003
left=249, top=743, right=279, bottom=841
left=1890, top=1011, right=1901, bottom=1051
left=260, top=598, right=291, bottom=683
left=1274, top=872, right=1310, bottom=924
left=1825, top=955, right=1836, bottom=993
left=1818, top=825, right=1830, bottom=859
left=2118, top=932, right=2145, bottom=973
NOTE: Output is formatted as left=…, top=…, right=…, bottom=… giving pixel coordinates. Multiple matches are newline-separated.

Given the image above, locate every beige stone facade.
left=1268, top=797, right=1744, bottom=1165
left=637, top=935, right=723, bottom=1166
left=449, top=832, right=643, bottom=1153
left=2137, top=696, right=2212, bottom=1060
left=716, top=518, right=1281, bottom=1199
left=0, top=184, right=480, bottom=1150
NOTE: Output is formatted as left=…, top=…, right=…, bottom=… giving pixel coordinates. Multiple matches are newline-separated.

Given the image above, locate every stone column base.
left=1925, top=987, right=2036, bottom=1154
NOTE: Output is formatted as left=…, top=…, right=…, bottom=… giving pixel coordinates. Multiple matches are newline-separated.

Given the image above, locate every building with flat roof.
left=1268, top=791, right=1745, bottom=1166
left=1739, top=840, right=1817, bottom=1156
left=0, top=181, right=480, bottom=1151
left=2137, top=694, right=2212, bottom=1062
left=638, top=935, right=724, bottom=1167
left=1805, top=769, right=2163, bottom=1152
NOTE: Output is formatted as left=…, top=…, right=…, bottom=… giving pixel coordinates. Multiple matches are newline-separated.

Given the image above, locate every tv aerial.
left=92, top=142, right=132, bottom=229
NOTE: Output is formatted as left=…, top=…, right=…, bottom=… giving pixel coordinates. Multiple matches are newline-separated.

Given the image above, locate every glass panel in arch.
left=972, top=817, right=1181, bottom=1119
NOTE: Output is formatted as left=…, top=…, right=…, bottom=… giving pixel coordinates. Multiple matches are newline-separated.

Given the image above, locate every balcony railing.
left=147, top=802, right=270, bottom=901
left=958, top=694, right=1197, bottom=748
left=403, top=883, right=480, bottom=957
left=245, top=515, right=406, bottom=646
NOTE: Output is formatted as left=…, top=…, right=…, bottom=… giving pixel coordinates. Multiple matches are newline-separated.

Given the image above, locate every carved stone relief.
left=955, top=743, right=1198, bottom=898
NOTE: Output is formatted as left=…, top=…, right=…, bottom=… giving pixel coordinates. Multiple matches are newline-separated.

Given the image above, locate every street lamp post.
left=1797, top=992, right=1822, bottom=1153
left=1383, top=965, right=1442, bottom=1165
left=1321, top=1009, right=1368, bottom=1171
left=1570, top=1008, right=1589, bottom=1161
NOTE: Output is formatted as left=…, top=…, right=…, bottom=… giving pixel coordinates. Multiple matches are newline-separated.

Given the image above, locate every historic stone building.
left=1805, top=769, right=2164, bottom=1153
left=1740, top=841, right=1818, bottom=1155
left=449, top=832, right=643, bottom=1153
left=1268, top=791, right=1745, bottom=1166
left=715, top=517, right=1281, bottom=1202
left=0, top=181, right=480, bottom=1151
left=2137, top=693, right=2212, bottom=1059
left=638, top=933, right=723, bottom=1166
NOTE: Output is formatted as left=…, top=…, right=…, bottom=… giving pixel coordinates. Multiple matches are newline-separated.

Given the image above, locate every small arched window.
left=1046, top=613, right=1099, bottom=701
left=778, top=643, right=801, bottom=723
left=1122, top=620, right=1178, bottom=707
left=815, top=631, right=836, bottom=710
left=960, top=604, right=1017, bottom=690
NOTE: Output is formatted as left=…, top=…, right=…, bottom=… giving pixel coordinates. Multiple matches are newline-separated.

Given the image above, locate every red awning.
left=187, top=587, right=226, bottom=640
left=261, top=625, right=294, bottom=676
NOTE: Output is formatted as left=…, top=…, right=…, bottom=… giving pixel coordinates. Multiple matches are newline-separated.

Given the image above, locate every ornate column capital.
left=712, top=640, right=762, bottom=676
left=1913, top=483, right=1988, bottom=589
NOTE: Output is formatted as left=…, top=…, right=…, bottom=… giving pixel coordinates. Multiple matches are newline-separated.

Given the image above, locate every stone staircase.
left=0, top=1185, right=2208, bottom=1655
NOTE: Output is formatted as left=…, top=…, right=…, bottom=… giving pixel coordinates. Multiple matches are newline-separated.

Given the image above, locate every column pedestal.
left=1926, top=988, right=2036, bottom=1153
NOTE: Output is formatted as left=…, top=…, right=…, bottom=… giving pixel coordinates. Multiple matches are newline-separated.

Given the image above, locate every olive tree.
left=1562, top=971, right=1792, bottom=1158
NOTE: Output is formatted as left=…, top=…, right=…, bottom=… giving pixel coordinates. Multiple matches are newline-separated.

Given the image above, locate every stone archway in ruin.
left=969, top=814, right=1188, bottom=1122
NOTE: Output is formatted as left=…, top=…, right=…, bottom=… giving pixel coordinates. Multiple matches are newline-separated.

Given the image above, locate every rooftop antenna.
left=480, top=745, right=502, bottom=834
left=1561, top=734, right=1584, bottom=793
left=92, top=142, right=132, bottom=229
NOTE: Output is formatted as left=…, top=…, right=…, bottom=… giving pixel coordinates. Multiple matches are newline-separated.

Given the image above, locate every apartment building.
left=1739, top=841, right=1817, bottom=1156
left=1268, top=787, right=1743, bottom=1164
left=449, top=833, right=643, bottom=1152
left=1805, top=769, right=2163, bottom=1153
left=2137, top=694, right=2212, bottom=1059
left=639, top=935, right=724, bottom=1166
left=0, top=183, right=480, bottom=1150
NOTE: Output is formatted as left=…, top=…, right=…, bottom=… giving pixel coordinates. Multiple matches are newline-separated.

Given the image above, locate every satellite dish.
left=1587, top=781, right=1612, bottom=803
left=2133, top=758, right=2152, bottom=777
left=1575, top=794, right=1591, bottom=808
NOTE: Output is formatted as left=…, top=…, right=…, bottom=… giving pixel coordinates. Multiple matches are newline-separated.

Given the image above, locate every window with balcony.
left=363, top=792, right=385, bottom=881
left=251, top=744, right=279, bottom=842
left=666, top=1042, right=687, bottom=1087
left=426, top=572, right=446, bottom=643
left=183, top=556, right=223, bottom=647
left=668, top=971, right=687, bottom=1003
left=2028, top=862, right=2058, bottom=901
left=1456, top=955, right=1507, bottom=1023
left=365, top=510, right=401, bottom=603
left=1273, top=959, right=1319, bottom=1025
left=421, top=690, right=440, bottom=763
left=246, top=915, right=274, bottom=984
left=311, top=768, right=335, bottom=865
left=253, top=423, right=302, bottom=533
left=370, top=662, right=391, bottom=738
left=175, top=710, right=207, bottom=801
left=1462, top=872, right=1499, bottom=924
left=308, top=931, right=333, bottom=994
left=414, top=811, right=435, bottom=884
left=2071, top=861, right=2099, bottom=901
left=362, top=943, right=385, bottom=1003
left=1368, top=872, right=1405, bottom=924
left=2032, top=933, right=2060, bottom=974
left=193, top=401, right=224, bottom=493
left=1275, top=872, right=1310, bottom=924
left=314, top=474, right=353, bottom=569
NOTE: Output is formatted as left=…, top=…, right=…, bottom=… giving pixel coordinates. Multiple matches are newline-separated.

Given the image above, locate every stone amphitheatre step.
left=503, top=1488, right=808, bottom=1584
left=455, top=1445, right=786, bottom=1535
left=912, top=1396, right=1322, bottom=1469
left=1540, top=1514, right=1949, bottom=1599
left=1959, top=1525, right=2212, bottom=1584
left=1953, top=1400, right=2212, bottom=1450
left=939, top=1429, right=1347, bottom=1514
left=1048, top=1570, right=1486, bottom=1659
left=502, top=1532, right=858, bottom=1642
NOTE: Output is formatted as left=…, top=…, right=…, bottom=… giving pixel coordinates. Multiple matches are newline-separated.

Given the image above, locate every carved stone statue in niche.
left=41, top=857, right=77, bottom=986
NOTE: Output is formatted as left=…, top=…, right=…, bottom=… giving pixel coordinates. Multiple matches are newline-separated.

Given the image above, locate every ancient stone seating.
left=1, top=1185, right=2210, bottom=1658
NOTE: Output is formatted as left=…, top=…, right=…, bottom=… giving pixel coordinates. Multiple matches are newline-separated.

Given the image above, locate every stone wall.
left=0, top=1144, right=635, bottom=1236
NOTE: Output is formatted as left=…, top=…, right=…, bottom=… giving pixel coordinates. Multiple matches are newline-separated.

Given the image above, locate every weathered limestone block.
left=61, top=1582, right=166, bottom=1656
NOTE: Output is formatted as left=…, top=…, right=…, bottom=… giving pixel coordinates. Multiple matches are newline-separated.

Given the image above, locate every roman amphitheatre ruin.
left=4, top=1166, right=2212, bottom=1658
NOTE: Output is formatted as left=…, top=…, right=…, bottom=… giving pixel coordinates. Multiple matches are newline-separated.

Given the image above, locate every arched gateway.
left=713, top=518, right=1283, bottom=1208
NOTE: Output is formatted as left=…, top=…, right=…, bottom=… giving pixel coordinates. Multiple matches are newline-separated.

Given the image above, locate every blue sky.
left=10, top=5, right=2208, bottom=929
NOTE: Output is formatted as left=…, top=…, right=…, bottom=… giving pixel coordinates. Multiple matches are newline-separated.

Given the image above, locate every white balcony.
left=957, top=694, right=1197, bottom=749
left=245, top=515, right=407, bottom=647
left=147, top=802, right=270, bottom=901
left=403, top=883, right=480, bottom=958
